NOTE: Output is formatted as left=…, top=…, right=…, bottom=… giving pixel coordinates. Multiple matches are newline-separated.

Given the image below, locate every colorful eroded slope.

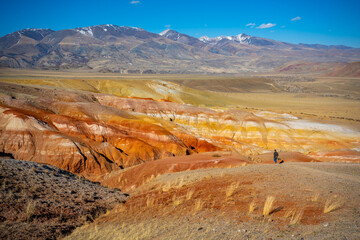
left=0, top=79, right=359, bottom=184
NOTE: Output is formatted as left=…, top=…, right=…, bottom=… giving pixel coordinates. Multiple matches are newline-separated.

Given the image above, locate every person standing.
left=274, top=149, right=279, bottom=164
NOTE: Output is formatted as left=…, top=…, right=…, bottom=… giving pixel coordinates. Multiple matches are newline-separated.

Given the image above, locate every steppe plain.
left=0, top=68, right=359, bottom=239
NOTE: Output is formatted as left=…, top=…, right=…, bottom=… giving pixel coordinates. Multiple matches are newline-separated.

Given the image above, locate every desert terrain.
left=0, top=68, right=359, bottom=239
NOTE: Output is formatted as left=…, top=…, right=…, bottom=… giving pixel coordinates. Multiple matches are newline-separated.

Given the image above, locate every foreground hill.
left=0, top=25, right=359, bottom=73
left=0, top=158, right=128, bottom=240
left=66, top=162, right=360, bottom=239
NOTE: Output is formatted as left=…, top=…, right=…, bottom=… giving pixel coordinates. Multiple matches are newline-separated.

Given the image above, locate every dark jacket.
left=274, top=151, right=279, bottom=158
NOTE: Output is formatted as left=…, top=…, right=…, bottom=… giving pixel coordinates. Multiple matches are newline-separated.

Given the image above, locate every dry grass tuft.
left=193, top=199, right=204, bottom=213
left=146, top=174, right=156, bottom=183
left=324, top=198, right=342, bottom=213
left=225, top=182, right=240, bottom=197
left=2, top=178, right=6, bottom=190
left=285, top=208, right=304, bottom=225
left=249, top=200, right=256, bottom=213
left=26, top=200, right=36, bottom=223
left=311, top=193, right=320, bottom=202
left=146, top=196, right=155, bottom=208
left=173, top=197, right=183, bottom=206
left=263, top=196, right=275, bottom=216
left=176, top=177, right=185, bottom=188
left=186, top=188, right=195, bottom=200
left=162, top=182, right=171, bottom=192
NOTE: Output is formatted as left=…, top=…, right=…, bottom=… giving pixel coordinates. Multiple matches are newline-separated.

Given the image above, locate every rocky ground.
left=0, top=158, right=128, bottom=240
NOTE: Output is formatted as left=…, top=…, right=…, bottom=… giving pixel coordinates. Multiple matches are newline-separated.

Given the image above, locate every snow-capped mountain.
left=199, top=33, right=252, bottom=45
left=0, top=25, right=359, bottom=73
left=160, top=29, right=206, bottom=48
left=74, top=24, right=147, bottom=39
left=199, top=33, right=293, bottom=48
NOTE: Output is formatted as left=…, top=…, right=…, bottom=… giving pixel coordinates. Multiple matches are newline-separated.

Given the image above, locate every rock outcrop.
left=0, top=82, right=220, bottom=177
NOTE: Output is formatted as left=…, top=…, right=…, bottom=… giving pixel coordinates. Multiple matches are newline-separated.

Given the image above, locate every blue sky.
left=1, top=0, right=360, bottom=47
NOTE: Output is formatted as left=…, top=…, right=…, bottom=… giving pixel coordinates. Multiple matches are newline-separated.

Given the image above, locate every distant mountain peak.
left=159, top=29, right=206, bottom=48
left=0, top=28, right=55, bottom=45
left=159, top=29, right=182, bottom=41
left=159, top=29, right=172, bottom=36
left=199, top=33, right=252, bottom=44
left=75, top=24, right=145, bottom=36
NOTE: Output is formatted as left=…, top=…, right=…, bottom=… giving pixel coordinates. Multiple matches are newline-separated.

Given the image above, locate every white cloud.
left=130, top=1, right=140, bottom=4
left=164, top=24, right=171, bottom=28
left=257, top=23, right=276, bottom=29
left=246, top=23, right=256, bottom=28
left=291, top=16, right=301, bottom=21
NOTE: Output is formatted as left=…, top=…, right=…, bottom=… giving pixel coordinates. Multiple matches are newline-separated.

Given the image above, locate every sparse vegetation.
left=26, top=200, right=36, bottom=223
left=2, top=178, right=6, bottom=190
left=225, top=182, right=239, bottom=197
left=263, top=196, right=275, bottom=216
left=249, top=200, right=256, bottom=213
left=285, top=208, right=304, bottom=225
left=162, top=182, right=172, bottom=192
left=193, top=199, right=204, bottom=212
left=186, top=188, right=195, bottom=200
left=324, top=198, right=342, bottom=213
left=146, top=196, right=155, bottom=208
left=173, top=196, right=183, bottom=206
left=311, top=193, right=320, bottom=202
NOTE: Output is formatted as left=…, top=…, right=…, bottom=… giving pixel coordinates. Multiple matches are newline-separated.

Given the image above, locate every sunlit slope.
left=0, top=78, right=239, bottom=107
left=0, top=82, right=220, bottom=178
left=0, top=78, right=359, bottom=183
left=97, top=95, right=359, bottom=155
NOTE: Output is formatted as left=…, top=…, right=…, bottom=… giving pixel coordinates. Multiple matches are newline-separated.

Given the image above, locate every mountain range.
left=1, top=24, right=359, bottom=73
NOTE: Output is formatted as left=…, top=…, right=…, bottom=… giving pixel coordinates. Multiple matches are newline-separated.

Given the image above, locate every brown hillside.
left=324, top=61, right=360, bottom=77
